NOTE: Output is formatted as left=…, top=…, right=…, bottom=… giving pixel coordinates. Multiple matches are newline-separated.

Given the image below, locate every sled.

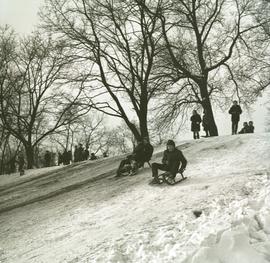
left=149, top=171, right=187, bottom=186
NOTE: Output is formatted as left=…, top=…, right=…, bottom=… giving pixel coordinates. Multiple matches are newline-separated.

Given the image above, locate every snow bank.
left=91, top=173, right=270, bottom=263
left=188, top=174, right=270, bottom=263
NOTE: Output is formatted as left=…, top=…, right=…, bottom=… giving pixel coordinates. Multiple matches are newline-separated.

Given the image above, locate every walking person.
left=229, top=100, right=242, bottom=135
left=190, top=110, right=202, bottom=139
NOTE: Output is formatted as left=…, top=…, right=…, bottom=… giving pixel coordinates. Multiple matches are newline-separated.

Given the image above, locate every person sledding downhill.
left=116, top=138, right=153, bottom=177
left=151, top=140, right=187, bottom=185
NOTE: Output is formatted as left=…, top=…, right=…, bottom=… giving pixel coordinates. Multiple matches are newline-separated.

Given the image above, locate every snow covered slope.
left=0, top=133, right=270, bottom=263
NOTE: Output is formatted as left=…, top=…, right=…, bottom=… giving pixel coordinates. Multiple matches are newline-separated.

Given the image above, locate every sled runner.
left=149, top=171, right=187, bottom=186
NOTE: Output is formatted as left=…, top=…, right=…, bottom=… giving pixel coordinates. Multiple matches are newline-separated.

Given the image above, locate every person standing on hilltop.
left=229, top=100, right=242, bottom=135
left=202, top=110, right=210, bottom=137
left=190, top=110, right=202, bottom=139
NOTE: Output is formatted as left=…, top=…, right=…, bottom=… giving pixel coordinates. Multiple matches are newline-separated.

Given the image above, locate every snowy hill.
left=0, top=133, right=270, bottom=263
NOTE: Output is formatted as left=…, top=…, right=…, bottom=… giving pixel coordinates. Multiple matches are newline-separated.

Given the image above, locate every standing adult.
left=18, top=151, right=25, bottom=176
left=74, top=146, right=79, bottom=162
left=202, top=110, right=210, bottom=137
left=229, top=100, right=242, bottom=135
left=78, top=144, right=84, bottom=162
left=84, top=147, right=90, bottom=160
left=44, top=150, right=51, bottom=167
left=190, top=110, right=202, bottom=139
left=62, top=149, right=70, bottom=165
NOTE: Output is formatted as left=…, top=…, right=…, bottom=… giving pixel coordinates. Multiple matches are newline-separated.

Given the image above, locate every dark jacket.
left=247, top=125, right=254, bottom=133
left=202, top=114, right=210, bottom=131
left=238, top=127, right=248, bottom=134
left=133, top=142, right=153, bottom=163
left=229, top=105, right=242, bottom=123
left=190, top=114, right=202, bottom=132
left=162, top=148, right=187, bottom=176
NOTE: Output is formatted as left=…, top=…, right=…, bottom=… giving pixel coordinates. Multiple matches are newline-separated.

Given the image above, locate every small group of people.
left=228, top=100, right=255, bottom=135
left=190, top=110, right=210, bottom=139
left=5, top=150, right=25, bottom=176
left=238, top=121, right=255, bottom=134
left=58, top=149, right=72, bottom=165
left=58, top=145, right=107, bottom=166
left=74, top=144, right=89, bottom=163
left=190, top=100, right=255, bottom=139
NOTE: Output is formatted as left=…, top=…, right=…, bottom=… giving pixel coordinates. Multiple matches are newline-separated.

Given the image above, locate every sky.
left=0, top=0, right=269, bottom=139
left=0, top=0, right=43, bottom=35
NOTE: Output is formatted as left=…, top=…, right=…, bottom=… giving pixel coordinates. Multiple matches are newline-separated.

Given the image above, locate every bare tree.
left=138, top=0, right=269, bottom=136
left=42, top=0, right=165, bottom=141
left=0, top=27, right=90, bottom=168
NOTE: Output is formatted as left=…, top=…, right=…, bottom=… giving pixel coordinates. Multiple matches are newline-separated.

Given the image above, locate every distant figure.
left=84, top=147, right=89, bottom=160
left=68, top=150, right=72, bottom=163
left=151, top=140, right=187, bottom=184
left=44, top=150, right=51, bottom=167
left=58, top=152, right=63, bottom=166
left=190, top=110, right=202, bottom=139
left=78, top=144, right=84, bottom=162
left=7, top=155, right=16, bottom=174
left=103, top=152, right=108, bottom=158
left=18, top=151, right=25, bottom=176
left=90, top=153, right=97, bottom=160
left=62, top=149, right=70, bottom=165
left=202, top=110, right=210, bottom=137
left=239, top=122, right=249, bottom=134
left=74, top=146, right=79, bottom=162
left=247, top=121, right=255, bottom=133
left=229, top=100, right=242, bottom=135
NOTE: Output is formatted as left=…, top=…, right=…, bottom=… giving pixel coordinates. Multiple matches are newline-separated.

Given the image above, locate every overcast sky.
left=0, top=0, right=268, bottom=137
left=0, top=0, right=43, bottom=34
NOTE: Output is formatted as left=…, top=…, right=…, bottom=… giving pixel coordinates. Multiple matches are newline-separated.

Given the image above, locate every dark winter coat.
left=190, top=114, right=202, bottom=132
left=229, top=105, right=242, bottom=123
left=62, top=150, right=70, bottom=165
left=133, top=142, right=153, bottom=163
left=202, top=114, right=210, bottom=131
left=18, top=154, right=25, bottom=169
left=84, top=149, right=89, bottom=160
left=238, top=127, right=248, bottom=134
left=162, top=148, right=187, bottom=176
left=247, top=125, right=254, bottom=133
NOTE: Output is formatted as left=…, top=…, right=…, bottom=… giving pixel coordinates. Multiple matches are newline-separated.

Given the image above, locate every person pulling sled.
left=151, top=140, right=187, bottom=185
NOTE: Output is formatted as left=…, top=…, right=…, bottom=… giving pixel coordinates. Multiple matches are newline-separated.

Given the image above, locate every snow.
left=0, top=133, right=270, bottom=263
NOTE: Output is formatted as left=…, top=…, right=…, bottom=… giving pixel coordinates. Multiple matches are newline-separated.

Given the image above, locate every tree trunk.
left=202, top=97, right=219, bottom=136
left=125, top=120, right=141, bottom=142
left=25, top=145, right=35, bottom=169
left=197, top=78, right=219, bottom=136
left=139, top=111, right=149, bottom=141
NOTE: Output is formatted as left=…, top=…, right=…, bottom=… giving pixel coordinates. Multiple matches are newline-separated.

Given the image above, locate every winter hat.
left=167, top=140, right=175, bottom=147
